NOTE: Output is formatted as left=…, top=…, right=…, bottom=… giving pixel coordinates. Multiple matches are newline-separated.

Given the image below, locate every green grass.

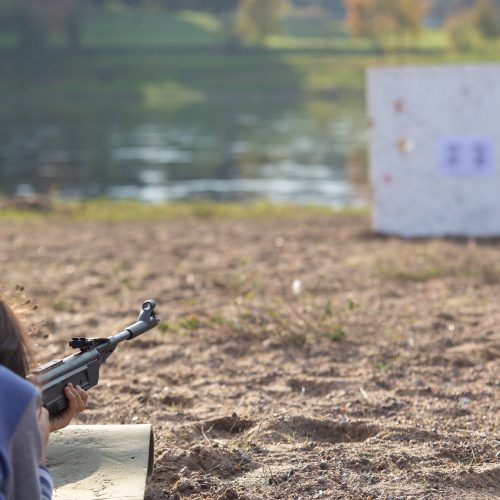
left=0, top=199, right=367, bottom=222
left=81, top=8, right=222, bottom=48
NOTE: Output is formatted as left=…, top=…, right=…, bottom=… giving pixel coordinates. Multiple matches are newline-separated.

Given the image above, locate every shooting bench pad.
left=46, top=424, right=154, bottom=500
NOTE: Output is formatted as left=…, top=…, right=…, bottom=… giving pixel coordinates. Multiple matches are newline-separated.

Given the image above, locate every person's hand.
left=49, top=383, right=88, bottom=433
left=37, top=407, right=50, bottom=465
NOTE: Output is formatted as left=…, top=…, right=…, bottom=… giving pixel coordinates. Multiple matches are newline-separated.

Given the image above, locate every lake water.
left=0, top=93, right=369, bottom=207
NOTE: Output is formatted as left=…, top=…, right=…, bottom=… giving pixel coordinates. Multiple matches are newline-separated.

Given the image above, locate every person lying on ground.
left=0, top=296, right=88, bottom=500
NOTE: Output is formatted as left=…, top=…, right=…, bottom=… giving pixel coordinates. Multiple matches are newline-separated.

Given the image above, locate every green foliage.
left=476, top=0, right=500, bottom=39
left=445, top=10, right=482, bottom=51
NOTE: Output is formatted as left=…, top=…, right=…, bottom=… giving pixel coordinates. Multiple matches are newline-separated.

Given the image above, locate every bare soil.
left=1, top=213, right=498, bottom=499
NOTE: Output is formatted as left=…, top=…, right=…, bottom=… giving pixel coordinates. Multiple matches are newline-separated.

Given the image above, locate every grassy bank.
left=0, top=198, right=368, bottom=222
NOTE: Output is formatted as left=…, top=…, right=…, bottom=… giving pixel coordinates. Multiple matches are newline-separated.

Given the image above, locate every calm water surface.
left=0, top=94, right=368, bottom=206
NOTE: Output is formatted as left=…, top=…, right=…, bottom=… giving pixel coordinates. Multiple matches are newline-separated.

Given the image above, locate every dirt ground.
left=1, top=213, right=498, bottom=499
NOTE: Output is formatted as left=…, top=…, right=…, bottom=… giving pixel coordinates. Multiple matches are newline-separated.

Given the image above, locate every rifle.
left=33, top=300, right=160, bottom=415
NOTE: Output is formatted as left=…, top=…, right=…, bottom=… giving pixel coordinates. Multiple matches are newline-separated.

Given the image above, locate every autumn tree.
left=344, top=0, right=430, bottom=48
left=234, top=0, right=285, bottom=45
left=445, top=0, right=500, bottom=50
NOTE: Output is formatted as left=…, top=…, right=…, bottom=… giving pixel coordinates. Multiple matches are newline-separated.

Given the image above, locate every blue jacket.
left=0, top=366, right=53, bottom=499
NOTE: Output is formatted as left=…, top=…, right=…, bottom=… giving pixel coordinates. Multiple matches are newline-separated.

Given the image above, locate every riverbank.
left=1, top=210, right=498, bottom=498
left=0, top=198, right=354, bottom=220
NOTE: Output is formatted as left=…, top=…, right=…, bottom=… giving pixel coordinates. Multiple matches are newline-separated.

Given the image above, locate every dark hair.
left=0, top=297, right=32, bottom=377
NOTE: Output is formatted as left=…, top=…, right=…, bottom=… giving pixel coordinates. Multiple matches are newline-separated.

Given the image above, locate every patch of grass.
left=209, top=313, right=226, bottom=325
left=376, top=245, right=500, bottom=284
left=158, top=321, right=171, bottom=334
left=113, top=259, right=130, bottom=273
left=158, top=315, right=203, bottom=334
left=226, top=319, right=244, bottom=335
left=180, top=315, right=200, bottom=331
left=0, top=209, right=47, bottom=221
left=210, top=298, right=354, bottom=346
left=381, top=265, right=446, bottom=283
left=323, top=325, right=347, bottom=342
left=52, top=299, right=71, bottom=312
left=376, top=249, right=449, bottom=283
left=375, top=361, right=390, bottom=372
left=307, top=299, right=354, bottom=343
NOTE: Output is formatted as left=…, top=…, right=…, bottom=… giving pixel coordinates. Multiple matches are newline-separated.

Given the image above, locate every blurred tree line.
left=0, top=0, right=86, bottom=50
left=0, top=0, right=286, bottom=50
left=1, top=0, right=499, bottom=52
left=344, top=0, right=500, bottom=49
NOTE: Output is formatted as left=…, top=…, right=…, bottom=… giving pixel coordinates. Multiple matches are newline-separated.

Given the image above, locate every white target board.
left=367, top=64, right=500, bottom=237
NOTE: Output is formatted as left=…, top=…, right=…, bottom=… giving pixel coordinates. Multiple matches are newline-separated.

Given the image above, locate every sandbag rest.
left=47, top=424, right=154, bottom=500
